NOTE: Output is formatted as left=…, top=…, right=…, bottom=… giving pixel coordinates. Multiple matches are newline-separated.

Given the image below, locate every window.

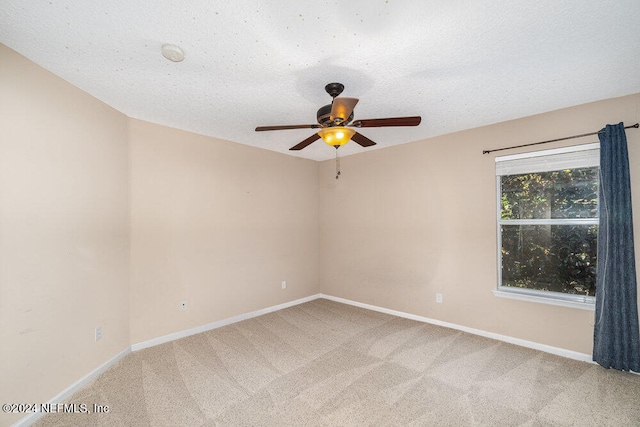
left=494, top=144, right=599, bottom=308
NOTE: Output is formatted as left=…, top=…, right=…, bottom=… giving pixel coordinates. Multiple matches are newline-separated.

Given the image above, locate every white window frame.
left=493, top=143, right=599, bottom=310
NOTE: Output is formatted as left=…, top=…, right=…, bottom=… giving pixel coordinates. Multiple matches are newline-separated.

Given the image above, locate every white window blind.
left=495, top=143, right=599, bottom=176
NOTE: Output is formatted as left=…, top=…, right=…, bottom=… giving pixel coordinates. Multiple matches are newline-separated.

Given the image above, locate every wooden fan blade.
left=256, top=124, right=320, bottom=131
left=351, top=132, right=377, bottom=147
left=330, top=97, right=359, bottom=123
left=289, top=133, right=321, bottom=151
left=351, top=116, right=421, bottom=128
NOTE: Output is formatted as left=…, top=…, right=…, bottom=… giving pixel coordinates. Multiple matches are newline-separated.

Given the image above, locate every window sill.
left=493, top=289, right=595, bottom=311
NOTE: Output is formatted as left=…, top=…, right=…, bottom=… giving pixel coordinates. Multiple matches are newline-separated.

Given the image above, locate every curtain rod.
left=482, top=123, right=639, bottom=155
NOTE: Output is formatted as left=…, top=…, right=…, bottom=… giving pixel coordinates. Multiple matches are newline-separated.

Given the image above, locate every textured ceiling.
left=2, top=1, right=640, bottom=161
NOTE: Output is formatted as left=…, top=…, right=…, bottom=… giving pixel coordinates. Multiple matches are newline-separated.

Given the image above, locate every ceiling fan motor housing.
left=316, top=104, right=354, bottom=126
left=317, top=104, right=332, bottom=125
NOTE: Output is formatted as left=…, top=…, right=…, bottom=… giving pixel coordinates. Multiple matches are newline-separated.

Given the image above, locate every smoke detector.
left=161, top=44, right=185, bottom=62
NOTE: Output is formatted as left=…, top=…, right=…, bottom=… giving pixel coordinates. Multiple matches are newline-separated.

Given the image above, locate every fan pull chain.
left=335, top=147, right=341, bottom=179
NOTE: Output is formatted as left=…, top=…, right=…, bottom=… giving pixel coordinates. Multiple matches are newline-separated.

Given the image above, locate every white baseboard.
left=13, top=347, right=131, bottom=427
left=132, top=292, right=594, bottom=363
left=131, top=294, right=323, bottom=352
left=319, top=293, right=594, bottom=364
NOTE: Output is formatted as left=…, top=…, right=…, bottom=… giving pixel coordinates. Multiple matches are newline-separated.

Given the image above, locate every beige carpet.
left=35, top=299, right=640, bottom=426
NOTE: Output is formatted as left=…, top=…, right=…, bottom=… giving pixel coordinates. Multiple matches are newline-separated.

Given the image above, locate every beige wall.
left=319, top=93, right=640, bottom=354
left=1, top=44, right=320, bottom=425
left=128, top=120, right=320, bottom=344
left=0, top=45, right=130, bottom=425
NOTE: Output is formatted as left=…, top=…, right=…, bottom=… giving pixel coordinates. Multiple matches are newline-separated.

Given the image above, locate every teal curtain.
left=593, top=122, right=640, bottom=372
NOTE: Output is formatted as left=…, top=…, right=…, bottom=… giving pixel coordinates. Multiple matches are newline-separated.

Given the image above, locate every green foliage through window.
left=501, top=169, right=599, bottom=220
left=499, top=167, right=599, bottom=297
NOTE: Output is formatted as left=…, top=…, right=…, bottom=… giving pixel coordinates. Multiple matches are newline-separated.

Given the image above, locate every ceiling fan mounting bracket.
left=325, top=82, right=344, bottom=98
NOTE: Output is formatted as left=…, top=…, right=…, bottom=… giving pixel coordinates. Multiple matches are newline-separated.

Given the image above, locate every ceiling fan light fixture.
left=318, top=127, right=355, bottom=147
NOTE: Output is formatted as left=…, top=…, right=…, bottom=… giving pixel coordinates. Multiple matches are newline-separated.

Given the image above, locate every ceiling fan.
left=255, top=82, right=421, bottom=151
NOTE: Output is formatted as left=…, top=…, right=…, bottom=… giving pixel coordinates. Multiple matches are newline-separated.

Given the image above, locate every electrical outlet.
left=95, top=326, right=102, bottom=341
left=180, top=301, right=187, bottom=311
left=436, top=293, right=443, bottom=304
left=281, top=281, right=287, bottom=289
